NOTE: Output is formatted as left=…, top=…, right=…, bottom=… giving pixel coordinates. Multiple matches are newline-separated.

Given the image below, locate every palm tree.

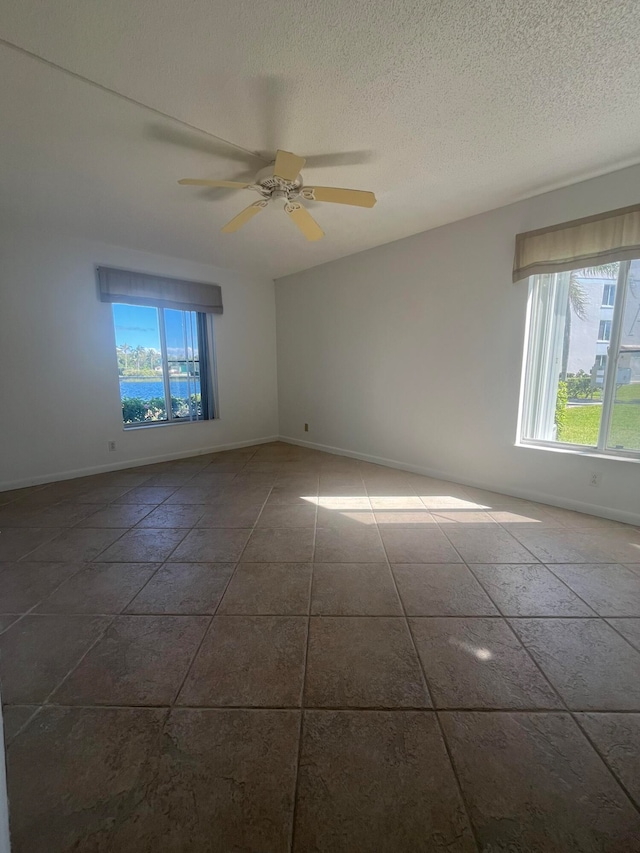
left=120, top=342, right=132, bottom=373
left=561, top=264, right=618, bottom=381
left=134, top=345, right=144, bottom=374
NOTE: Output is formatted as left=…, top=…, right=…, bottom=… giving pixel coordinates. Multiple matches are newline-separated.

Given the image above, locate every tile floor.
left=1, top=441, right=640, bottom=852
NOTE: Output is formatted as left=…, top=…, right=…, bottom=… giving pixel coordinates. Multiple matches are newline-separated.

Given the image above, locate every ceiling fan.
left=178, top=149, right=376, bottom=241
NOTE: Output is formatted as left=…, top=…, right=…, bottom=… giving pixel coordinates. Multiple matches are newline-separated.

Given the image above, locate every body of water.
left=120, top=377, right=199, bottom=401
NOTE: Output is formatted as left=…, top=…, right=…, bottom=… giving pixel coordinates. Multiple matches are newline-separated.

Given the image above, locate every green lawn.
left=561, top=400, right=640, bottom=449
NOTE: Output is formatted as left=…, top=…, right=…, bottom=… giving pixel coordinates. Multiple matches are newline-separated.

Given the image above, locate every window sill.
left=515, top=440, right=640, bottom=463
left=123, top=418, right=215, bottom=431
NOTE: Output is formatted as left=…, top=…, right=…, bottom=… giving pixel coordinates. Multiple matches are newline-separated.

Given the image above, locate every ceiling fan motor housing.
left=254, top=164, right=302, bottom=200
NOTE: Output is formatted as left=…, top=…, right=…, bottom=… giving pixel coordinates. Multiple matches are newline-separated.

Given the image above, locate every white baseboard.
left=279, top=435, right=640, bottom=527
left=0, top=435, right=279, bottom=492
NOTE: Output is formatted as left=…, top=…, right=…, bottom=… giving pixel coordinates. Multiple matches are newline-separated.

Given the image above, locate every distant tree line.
left=116, top=344, right=162, bottom=376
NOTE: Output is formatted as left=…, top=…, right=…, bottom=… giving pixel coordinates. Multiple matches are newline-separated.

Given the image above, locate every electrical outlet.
left=304, top=423, right=309, bottom=432
left=589, top=471, right=602, bottom=487
left=108, top=441, right=117, bottom=452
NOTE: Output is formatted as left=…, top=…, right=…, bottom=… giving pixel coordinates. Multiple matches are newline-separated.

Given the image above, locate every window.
left=598, top=319, right=612, bottom=342
left=520, top=261, right=640, bottom=456
left=602, top=284, right=616, bottom=307
left=112, top=304, right=215, bottom=427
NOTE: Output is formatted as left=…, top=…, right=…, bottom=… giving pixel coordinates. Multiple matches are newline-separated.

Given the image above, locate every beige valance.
left=513, top=204, right=640, bottom=283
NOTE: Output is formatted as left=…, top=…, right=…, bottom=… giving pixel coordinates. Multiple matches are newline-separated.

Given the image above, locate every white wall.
left=0, top=224, right=278, bottom=489
left=276, top=164, right=640, bottom=524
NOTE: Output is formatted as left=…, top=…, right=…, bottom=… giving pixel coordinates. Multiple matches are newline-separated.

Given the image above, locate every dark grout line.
left=9, top=702, right=640, bottom=714
left=373, top=515, right=482, bottom=851
left=166, top=471, right=276, bottom=709
left=541, top=563, right=640, bottom=653
left=288, top=509, right=315, bottom=853
left=571, top=711, right=640, bottom=814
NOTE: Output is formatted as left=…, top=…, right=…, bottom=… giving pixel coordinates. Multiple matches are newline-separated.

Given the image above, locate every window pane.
left=522, top=266, right=619, bottom=447
left=163, top=308, right=202, bottom=420
left=607, top=260, right=640, bottom=452
left=112, top=304, right=168, bottom=424
left=602, top=284, right=616, bottom=307
left=598, top=319, right=611, bottom=341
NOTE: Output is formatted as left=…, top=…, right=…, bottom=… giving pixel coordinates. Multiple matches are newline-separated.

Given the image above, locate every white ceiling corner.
left=1, top=0, right=640, bottom=278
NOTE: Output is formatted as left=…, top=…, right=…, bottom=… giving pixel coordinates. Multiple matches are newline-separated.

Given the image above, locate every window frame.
left=597, top=319, right=612, bottom=342
left=113, top=303, right=217, bottom=430
left=518, top=260, right=640, bottom=461
left=602, top=283, right=616, bottom=307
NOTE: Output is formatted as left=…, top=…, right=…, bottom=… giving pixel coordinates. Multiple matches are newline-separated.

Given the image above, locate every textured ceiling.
left=1, top=0, right=640, bottom=278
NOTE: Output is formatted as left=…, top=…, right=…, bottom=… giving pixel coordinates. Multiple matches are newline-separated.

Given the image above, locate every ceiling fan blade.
left=302, top=187, right=376, bottom=208
left=273, top=149, right=306, bottom=182
left=303, top=150, right=374, bottom=168
left=178, top=179, right=252, bottom=188
left=221, top=201, right=268, bottom=233
left=285, top=202, right=324, bottom=241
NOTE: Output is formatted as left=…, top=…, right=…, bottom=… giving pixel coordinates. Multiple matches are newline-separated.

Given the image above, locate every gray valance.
left=513, top=204, right=640, bottom=283
left=97, top=266, right=223, bottom=313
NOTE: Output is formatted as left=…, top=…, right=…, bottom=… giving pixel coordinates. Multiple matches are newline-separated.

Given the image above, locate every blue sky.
left=113, top=304, right=161, bottom=350
left=113, top=304, right=199, bottom=357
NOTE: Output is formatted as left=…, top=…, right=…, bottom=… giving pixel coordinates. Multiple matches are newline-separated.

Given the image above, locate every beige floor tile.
left=550, top=563, right=640, bottom=616
left=0, top=528, right=63, bottom=561
left=0, top=614, right=111, bottom=703
left=317, top=506, right=377, bottom=528
left=145, top=709, right=300, bottom=852
left=34, top=563, right=159, bottom=613
left=433, top=510, right=498, bottom=527
left=305, top=617, right=430, bottom=708
left=53, top=615, right=208, bottom=706
left=242, top=528, right=315, bottom=562
left=97, top=528, right=187, bottom=562
left=134, top=503, right=207, bottom=528
left=380, top=528, right=462, bottom=563
left=293, top=711, right=475, bottom=852
left=392, top=564, right=498, bottom=616
left=218, top=562, right=311, bottom=615
left=2, top=705, right=39, bottom=745
left=441, top=711, right=640, bottom=852
left=315, top=527, right=386, bottom=562
left=469, top=563, right=595, bottom=616
left=445, top=529, right=537, bottom=563
left=607, top=617, right=640, bottom=651
left=27, top=528, right=128, bottom=562
left=513, top=528, right=640, bottom=563
left=576, top=712, right=640, bottom=806
left=6, top=707, right=167, bottom=851
left=489, top=506, right=566, bottom=528
left=510, top=617, right=640, bottom=709
left=0, top=561, right=84, bottom=612
left=177, top=615, right=307, bottom=707
left=195, top=503, right=264, bottom=527
left=168, top=528, right=252, bottom=562
left=0, top=501, right=103, bottom=528
left=311, top=563, right=403, bottom=615
left=256, top=504, right=317, bottom=528
left=410, top=617, right=561, bottom=709
left=375, top=510, right=439, bottom=527
left=126, top=562, right=235, bottom=614
left=76, top=504, right=156, bottom=528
